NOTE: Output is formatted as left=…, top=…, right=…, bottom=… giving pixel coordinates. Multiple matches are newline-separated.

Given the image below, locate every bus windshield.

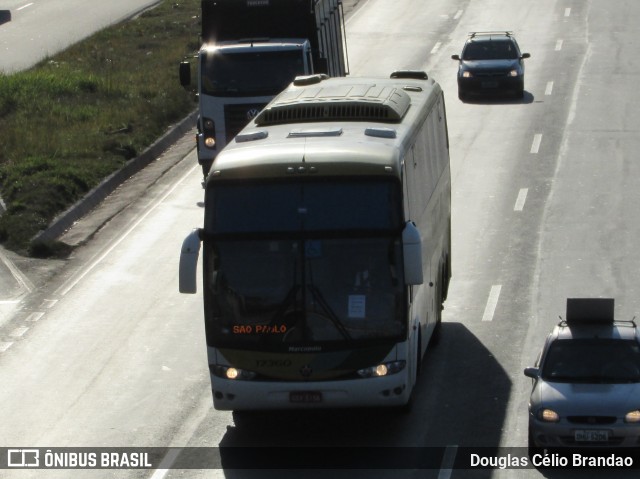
left=202, top=49, right=306, bottom=97
left=203, top=179, right=406, bottom=350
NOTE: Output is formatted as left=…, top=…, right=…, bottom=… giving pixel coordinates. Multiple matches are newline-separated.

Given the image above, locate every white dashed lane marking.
left=530, top=134, right=543, bottom=154
left=482, top=285, right=502, bottom=322
left=514, top=188, right=529, bottom=211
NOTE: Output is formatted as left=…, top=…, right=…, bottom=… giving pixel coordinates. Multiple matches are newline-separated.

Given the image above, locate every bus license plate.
left=290, top=391, right=322, bottom=403
left=575, top=430, right=608, bottom=442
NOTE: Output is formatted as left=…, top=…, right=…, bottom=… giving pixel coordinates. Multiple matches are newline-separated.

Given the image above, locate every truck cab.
left=180, top=0, right=348, bottom=180
left=181, top=40, right=314, bottom=174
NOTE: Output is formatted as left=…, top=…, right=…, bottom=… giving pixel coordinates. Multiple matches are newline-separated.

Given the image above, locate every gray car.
left=524, top=298, right=640, bottom=447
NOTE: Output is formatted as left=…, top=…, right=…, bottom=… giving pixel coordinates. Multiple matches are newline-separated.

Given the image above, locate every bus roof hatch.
left=255, top=83, right=412, bottom=126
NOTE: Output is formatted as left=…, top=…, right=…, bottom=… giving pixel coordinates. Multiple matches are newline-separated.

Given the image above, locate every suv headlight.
left=462, top=71, right=473, bottom=78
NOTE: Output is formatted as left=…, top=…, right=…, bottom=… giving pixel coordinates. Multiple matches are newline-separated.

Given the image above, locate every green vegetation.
left=0, top=0, right=200, bottom=255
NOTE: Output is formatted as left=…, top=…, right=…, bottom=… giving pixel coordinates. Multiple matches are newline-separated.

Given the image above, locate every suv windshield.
left=462, top=40, right=519, bottom=60
left=542, top=338, right=640, bottom=383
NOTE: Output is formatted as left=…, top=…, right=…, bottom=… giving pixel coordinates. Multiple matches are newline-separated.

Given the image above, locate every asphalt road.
left=1, top=0, right=640, bottom=478
left=0, top=0, right=161, bottom=73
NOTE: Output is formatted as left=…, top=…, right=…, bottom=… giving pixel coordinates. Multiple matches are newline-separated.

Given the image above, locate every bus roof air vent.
left=255, top=84, right=412, bottom=126
left=390, top=70, right=428, bottom=80
left=293, top=74, right=330, bottom=86
left=235, top=130, right=268, bottom=143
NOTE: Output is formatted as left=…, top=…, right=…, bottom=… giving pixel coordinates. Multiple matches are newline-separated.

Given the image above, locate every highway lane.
left=0, top=0, right=160, bottom=73
left=1, top=0, right=640, bottom=478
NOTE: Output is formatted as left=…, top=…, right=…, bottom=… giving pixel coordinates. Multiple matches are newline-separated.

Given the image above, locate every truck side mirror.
left=179, top=61, right=192, bottom=87
left=179, top=229, right=202, bottom=294
left=402, top=222, right=423, bottom=285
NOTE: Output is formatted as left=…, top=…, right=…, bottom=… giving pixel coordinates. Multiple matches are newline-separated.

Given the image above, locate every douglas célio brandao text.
left=470, top=452, right=634, bottom=469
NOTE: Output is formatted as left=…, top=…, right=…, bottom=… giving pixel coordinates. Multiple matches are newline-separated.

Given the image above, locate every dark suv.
left=451, top=31, right=530, bottom=100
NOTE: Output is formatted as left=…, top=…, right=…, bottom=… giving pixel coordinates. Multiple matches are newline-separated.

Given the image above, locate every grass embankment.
left=0, top=0, right=200, bottom=256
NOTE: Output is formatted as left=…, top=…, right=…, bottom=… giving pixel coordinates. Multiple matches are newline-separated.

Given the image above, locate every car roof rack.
left=564, top=298, right=614, bottom=325
left=556, top=298, right=637, bottom=328
left=468, top=31, right=513, bottom=38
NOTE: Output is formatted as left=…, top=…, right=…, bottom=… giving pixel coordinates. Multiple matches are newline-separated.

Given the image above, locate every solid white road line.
left=55, top=164, right=199, bottom=297
left=0, top=248, right=35, bottom=294
left=438, top=445, right=458, bottom=479
left=149, top=448, right=182, bottom=479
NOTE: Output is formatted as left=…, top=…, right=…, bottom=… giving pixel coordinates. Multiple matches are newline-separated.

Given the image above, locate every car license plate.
left=290, top=391, right=322, bottom=403
left=575, top=430, right=609, bottom=442
left=481, top=81, right=498, bottom=89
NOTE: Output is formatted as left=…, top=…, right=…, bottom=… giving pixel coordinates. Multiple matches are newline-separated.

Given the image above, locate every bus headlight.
left=204, top=136, right=216, bottom=148
left=357, top=360, right=405, bottom=378
left=211, top=365, right=257, bottom=380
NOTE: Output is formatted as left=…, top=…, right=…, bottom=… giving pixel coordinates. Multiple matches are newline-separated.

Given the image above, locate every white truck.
left=180, top=0, right=349, bottom=178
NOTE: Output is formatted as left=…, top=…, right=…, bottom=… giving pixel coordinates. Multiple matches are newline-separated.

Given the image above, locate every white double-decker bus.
left=179, top=71, right=451, bottom=410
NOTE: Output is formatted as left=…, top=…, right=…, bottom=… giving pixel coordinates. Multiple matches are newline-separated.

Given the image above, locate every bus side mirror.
left=179, top=61, right=192, bottom=87
left=179, top=229, right=202, bottom=294
left=402, top=222, right=423, bottom=285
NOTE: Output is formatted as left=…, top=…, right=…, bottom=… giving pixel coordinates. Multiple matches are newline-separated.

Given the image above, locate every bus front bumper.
left=211, top=374, right=411, bottom=411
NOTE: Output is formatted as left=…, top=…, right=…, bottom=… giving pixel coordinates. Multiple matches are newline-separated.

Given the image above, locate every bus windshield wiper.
left=307, top=284, right=352, bottom=341
left=269, top=283, right=301, bottom=326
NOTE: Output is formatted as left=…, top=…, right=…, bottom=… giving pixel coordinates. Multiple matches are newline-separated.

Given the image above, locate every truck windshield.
left=202, top=179, right=406, bottom=350
left=202, top=49, right=306, bottom=97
